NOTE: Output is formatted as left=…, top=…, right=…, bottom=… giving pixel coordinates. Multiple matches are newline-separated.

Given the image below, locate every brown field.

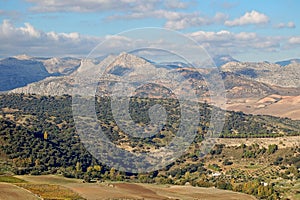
left=67, top=183, right=258, bottom=200
left=225, top=95, right=300, bottom=120
left=17, top=183, right=84, bottom=200
left=16, top=175, right=257, bottom=200
left=0, top=182, right=40, bottom=200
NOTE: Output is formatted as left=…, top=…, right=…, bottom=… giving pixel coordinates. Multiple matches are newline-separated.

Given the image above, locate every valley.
left=0, top=94, right=299, bottom=199
left=0, top=53, right=299, bottom=200
left=1, top=1, right=300, bottom=200
left=5, top=53, right=300, bottom=120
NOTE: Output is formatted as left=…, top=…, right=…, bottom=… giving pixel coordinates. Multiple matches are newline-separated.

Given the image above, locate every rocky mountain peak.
left=13, top=54, right=32, bottom=60
left=104, top=52, right=154, bottom=77
left=212, top=55, right=239, bottom=67
left=110, top=52, right=148, bottom=67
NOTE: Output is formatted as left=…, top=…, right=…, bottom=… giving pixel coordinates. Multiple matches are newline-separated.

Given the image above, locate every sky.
left=1, top=0, right=300, bottom=62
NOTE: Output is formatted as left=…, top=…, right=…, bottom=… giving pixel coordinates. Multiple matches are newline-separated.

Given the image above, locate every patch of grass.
left=0, top=176, right=26, bottom=183
left=17, top=183, right=85, bottom=200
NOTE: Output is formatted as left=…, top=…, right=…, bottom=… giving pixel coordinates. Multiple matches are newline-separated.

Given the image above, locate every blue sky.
left=1, top=0, right=300, bottom=62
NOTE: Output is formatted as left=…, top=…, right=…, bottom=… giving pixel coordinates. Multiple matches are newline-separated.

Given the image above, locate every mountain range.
left=0, top=55, right=81, bottom=92
left=2, top=53, right=300, bottom=119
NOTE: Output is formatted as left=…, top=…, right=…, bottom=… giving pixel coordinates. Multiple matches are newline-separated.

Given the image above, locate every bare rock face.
left=39, top=57, right=81, bottom=75
left=104, top=52, right=151, bottom=76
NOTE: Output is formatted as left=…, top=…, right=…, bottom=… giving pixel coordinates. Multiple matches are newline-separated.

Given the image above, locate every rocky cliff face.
left=37, top=57, right=81, bottom=75
left=0, top=55, right=81, bottom=92
left=0, top=57, right=50, bottom=91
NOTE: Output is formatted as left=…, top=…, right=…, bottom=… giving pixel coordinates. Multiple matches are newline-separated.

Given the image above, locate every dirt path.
left=0, top=182, right=40, bottom=200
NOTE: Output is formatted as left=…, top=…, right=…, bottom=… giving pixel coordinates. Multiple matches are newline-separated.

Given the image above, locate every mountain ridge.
left=5, top=53, right=300, bottom=119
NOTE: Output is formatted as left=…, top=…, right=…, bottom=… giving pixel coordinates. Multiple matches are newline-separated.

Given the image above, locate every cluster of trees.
left=241, top=143, right=279, bottom=158
left=0, top=118, right=96, bottom=175
left=232, top=180, right=278, bottom=199
left=0, top=94, right=299, bottom=199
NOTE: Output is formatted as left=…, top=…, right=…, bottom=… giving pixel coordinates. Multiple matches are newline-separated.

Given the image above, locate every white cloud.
left=20, top=23, right=41, bottom=38
left=187, top=30, right=280, bottom=56
left=281, top=36, right=300, bottom=50
left=164, top=0, right=190, bottom=9
left=26, top=0, right=193, bottom=13
left=165, top=12, right=229, bottom=30
left=26, top=0, right=162, bottom=13
left=108, top=10, right=228, bottom=30
left=287, top=22, right=296, bottom=28
left=0, top=20, right=41, bottom=39
left=0, top=19, right=157, bottom=58
left=164, top=12, right=209, bottom=30
left=214, top=12, right=229, bottom=23
left=0, top=20, right=101, bottom=57
left=210, top=1, right=239, bottom=9
left=108, top=10, right=182, bottom=21
left=275, top=21, right=295, bottom=29
left=288, top=36, right=300, bottom=45
left=0, top=19, right=294, bottom=61
left=26, top=0, right=227, bottom=30
left=225, top=10, right=269, bottom=26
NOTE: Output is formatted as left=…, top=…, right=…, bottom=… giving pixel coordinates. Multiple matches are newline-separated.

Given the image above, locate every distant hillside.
left=0, top=55, right=80, bottom=92
left=36, top=56, right=81, bottom=75
left=221, top=61, right=300, bottom=88
left=10, top=53, right=300, bottom=97
left=0, top=93, right=299, bottom=174
left=0, top=57, right=50, bottom=91
left=275, top=58, right=300, bottom=66
left=0, top=93, right=299, bottom=199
